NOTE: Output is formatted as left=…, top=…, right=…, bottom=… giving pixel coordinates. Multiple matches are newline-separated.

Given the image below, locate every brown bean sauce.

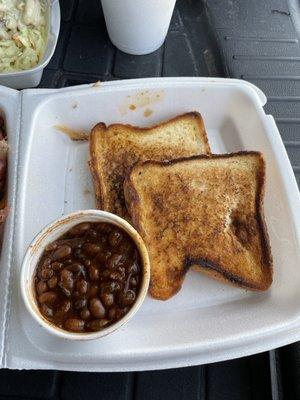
left=34, top=222, right=142, bottom=333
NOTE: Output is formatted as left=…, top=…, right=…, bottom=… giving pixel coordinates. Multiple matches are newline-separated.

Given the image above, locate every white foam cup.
left=101, top=0, right=177, bottom=55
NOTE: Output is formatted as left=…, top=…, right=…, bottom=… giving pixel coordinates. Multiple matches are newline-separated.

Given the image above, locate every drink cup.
left=101, top=0, right=177, bottom=55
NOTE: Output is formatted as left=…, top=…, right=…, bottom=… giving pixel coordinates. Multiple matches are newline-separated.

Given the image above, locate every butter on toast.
left=89, top=112, right=210, bottom=220
left=124, top=152, right=273, bottom=300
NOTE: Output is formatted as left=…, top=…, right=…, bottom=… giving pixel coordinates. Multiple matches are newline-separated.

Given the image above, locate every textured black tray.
left=1, top=0, right=299, bottom=399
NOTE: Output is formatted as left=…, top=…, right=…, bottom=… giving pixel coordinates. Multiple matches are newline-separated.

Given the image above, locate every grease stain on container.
left=119, top=90, right=164, bottom=115
left=144, top=108, right=153, bottom=117
left=84, top=189, right=92, bottom=197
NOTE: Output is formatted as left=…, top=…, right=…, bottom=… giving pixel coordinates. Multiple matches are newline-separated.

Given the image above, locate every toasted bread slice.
left=124, top=152, right=273, bottom=300
left=89, top=112, right=210, bottom=220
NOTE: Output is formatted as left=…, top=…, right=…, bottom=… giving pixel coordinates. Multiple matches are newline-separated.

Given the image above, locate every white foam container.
left=0, top=1, right=60, bottom=89
left=0, top=77, right=299, bottom=371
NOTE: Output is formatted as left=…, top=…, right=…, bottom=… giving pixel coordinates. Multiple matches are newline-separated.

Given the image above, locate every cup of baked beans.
left=21, top=210, right=150, bottom=340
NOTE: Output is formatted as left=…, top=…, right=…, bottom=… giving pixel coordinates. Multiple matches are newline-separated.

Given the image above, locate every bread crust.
left=89, top=112, right=211, bottom=216
left=94, top=111, right=210, bottom=154
left=124, top=152, right=273, bottom=299
left=89, top=122, right=107, bottom=210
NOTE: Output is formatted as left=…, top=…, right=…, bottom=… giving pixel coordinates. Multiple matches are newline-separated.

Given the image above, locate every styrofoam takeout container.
left=0, top=77, right=299, bottom=371
left=21, top=210, right=150, bottom=341
left=0, top=1, right=60, bottom=89
left=101, top=0, right=176, bottom=55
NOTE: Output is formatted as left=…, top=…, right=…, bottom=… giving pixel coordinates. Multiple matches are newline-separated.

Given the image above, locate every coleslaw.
left=0, top=0, right=47, bottom=72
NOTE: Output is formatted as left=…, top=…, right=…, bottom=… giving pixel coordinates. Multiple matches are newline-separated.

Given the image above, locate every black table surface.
left=1, top=0, right=300, bottom=399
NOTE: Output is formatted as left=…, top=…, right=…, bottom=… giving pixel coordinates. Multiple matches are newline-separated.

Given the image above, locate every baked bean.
left=120, top=252, right=131, bottom=266
left=97, top=223, right=112, bottom=234
left=42, top=258, right=52, bottom=267
left=100, top=293, right=114, bottom=307
left=64, top=318, right=84, bottom=332
left=74, top=298, right=87, bottom=310
left=76, top=279, right=88, bottom=294
left=89, top=298, right=105, bottom=318
left=55, top=300, right=71, bottom=318
left=108, top=230, right=123, bottom=247
left=117, top=290, right=136, bottom=306
left=88, top=265, right=99, bottom=281
left=109, top=272, right=121, bottom=282
left=60, top=269, right=74, bottom=291
left=35, top=222, right=142, bottom=333
left=38, top=291, right=57, bottom=304
left=127, top=262, right=139, bottom=275
left=110, top=281, right=121, bottom=292
left=45, top=242, right=58, bottom=252
left=59, top=285, right=71, bottom=297
left=84, top=259, right=91, bottom=267
left=73, top=248, right=82, bottom=259
left=108, top=307, right=116, bottom=320
left=54, top=238, right=82, bottom=248
left=109, top=269, right=125, bottom=282
left=85, top=229, right=98, bottom=241
left=41, top=303, right=53, bottom=318
left=67, top=262, right=85, bottom=277
left=130, top=277, right=138, bottom=287
left=95, top=250, right=111, bottom=265
left=88, top=284, right=99, bottom=298
left=59, top=300, right=71, bottom=314
left=51, top=262, right=63, bottom=271
left=87, top=319, right=109, bottom=331
left=47, top=276, right=58, bottom=289
left=38, top=267, right=54, bottom=280
left=36, top=280, right=48, bottom=294
left=102, top=269, right=110, bottom=278
left=100, top=281, right=121, bottom=294
left=122, top=307, right=129, bottom=316
left=52, top=245, right=72, bottom=261
left=83, top=243, right=101, bottom=256
left=80, top=309, right=91, bottom=320
left=97, top=234, right=107, bottom=245
left=69, top=222, right=91, bottom=236
left=114, top=308, right=125, bottom=320
left=106, top=254, right=123, bottom=270
left=118, top=266, right=126, bottom=274
left=75, top=251, right=87, bottom=262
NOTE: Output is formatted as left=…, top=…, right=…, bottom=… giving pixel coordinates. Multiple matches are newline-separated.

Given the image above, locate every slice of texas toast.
left=89, top=112, right=210, bottom=220
left=124, top=152, right=273, bottom=300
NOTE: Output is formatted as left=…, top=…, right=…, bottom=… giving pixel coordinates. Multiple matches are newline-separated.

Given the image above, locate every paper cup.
left=101, top=0, right=177, bottom=55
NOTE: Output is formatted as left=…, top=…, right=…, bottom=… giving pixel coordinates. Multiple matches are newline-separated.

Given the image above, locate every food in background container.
left=0, top=116, right=8, bottom=226
left=0, top=0, right=47, bottom=72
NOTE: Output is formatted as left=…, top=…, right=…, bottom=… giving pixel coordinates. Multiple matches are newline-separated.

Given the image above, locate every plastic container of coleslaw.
left=0, top=0, right=60, bottom=89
